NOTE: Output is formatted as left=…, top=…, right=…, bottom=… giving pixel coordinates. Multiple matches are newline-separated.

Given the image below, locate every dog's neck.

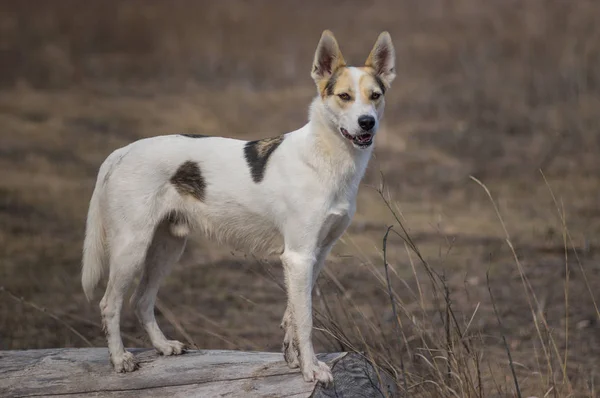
left=303, top=96, right=373, bottom=190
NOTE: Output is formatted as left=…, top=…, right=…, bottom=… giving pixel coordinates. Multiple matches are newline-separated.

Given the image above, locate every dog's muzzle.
left=340, top=128, right=374, bottom=148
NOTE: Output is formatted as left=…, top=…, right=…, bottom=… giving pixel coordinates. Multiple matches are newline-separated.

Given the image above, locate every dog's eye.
left=337, top=93, right=351, bottom=101
left=370, top=92, right=382, bottom=100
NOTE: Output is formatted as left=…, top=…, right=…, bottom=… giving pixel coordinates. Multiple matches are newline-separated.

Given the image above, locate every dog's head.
left=311, top=30, right=395, bottom=149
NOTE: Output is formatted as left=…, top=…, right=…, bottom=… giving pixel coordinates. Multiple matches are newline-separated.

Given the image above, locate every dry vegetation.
left=1, top=1, right=600, bottom=396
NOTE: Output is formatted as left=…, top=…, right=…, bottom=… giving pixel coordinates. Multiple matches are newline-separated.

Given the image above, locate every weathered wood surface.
left=0, top=348, right=397, bottom=397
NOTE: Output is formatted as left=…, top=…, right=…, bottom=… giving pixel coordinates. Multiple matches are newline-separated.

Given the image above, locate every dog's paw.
left=282, top=333, right=300, bottom=369
left=155, top=339, right=186, bottom=356
left=112, top=351, right=138, bottom=373
left=302, top=360, right=333, bottom=386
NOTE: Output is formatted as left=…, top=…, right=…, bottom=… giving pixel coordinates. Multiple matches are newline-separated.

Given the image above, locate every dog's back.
left=83, top=128, right=340, bottom=264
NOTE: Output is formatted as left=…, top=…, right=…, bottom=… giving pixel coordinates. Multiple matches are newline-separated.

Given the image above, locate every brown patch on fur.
left=333, top=68, right=353, bottom=94
left=322, top=68, right=356, bottom=109
left=170, top=161, right=206, bottom=201
left=319, top=66, right=346, bottom=97
left=179, top=133, right=207, bottom=138
left=244, top=135, right=285, bottom=183
left=322, top=67, right=342, bottom=97
left=358, top=66, right=387, bottom=94
left=358, top=72, right=385, bottom=103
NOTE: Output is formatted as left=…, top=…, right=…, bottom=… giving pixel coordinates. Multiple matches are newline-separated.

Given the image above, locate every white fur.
left=82, top=30, right=395, bottom=385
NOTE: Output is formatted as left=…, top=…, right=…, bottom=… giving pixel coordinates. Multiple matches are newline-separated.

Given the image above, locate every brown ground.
left=1, top=1, right=600, bottom=396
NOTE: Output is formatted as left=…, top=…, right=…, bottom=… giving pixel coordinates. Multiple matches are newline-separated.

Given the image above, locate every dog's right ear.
left=311, top=30, right=345, bottom=85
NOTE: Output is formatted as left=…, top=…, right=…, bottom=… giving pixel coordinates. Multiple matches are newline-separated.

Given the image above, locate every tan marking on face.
left=324, top=67, right=356, bottom=109
left=358, top=66, right=376, bottom=74
left=358, top=72, right=383, bottom=103
left=359, top=65, right=388, bottom=92
left=318, top=66, right=343, bottom=97
left=317, top=74, right=331, bottom=95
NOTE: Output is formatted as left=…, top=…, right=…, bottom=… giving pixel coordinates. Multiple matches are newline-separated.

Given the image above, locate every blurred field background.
left=1, top=0, right=600, bottom=396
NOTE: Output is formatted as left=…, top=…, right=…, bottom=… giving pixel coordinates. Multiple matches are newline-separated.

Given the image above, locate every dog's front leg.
left=281, top=250, right=333, bottom=385
left=281, top=245, right=332, bottom=369
left=281, top=307, right=299, bottom=368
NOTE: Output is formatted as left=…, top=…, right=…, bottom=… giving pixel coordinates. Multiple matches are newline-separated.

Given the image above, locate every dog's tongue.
left=356, top=133, right=372, bottom=143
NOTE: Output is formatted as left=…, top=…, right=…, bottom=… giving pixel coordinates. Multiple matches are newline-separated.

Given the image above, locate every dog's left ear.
left=365, top=32, right=396, bottom=87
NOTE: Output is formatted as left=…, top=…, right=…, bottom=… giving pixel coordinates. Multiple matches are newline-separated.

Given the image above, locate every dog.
left=81, top=30, right=395, bottom=384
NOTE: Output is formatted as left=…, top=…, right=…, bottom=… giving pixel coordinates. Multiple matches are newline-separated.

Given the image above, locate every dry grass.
left=312, top=176, right=600, bottom=397
left=1, top=1, right=600, bottom=396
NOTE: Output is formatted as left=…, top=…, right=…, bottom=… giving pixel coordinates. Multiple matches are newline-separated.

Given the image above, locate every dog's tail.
left=81, top=168, right=109, bottom=301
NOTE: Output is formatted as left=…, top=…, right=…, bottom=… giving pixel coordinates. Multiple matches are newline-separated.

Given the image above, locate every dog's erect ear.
left=365, top=31, right=396, bottom=87
left=311, top=30, right=345, bottom=84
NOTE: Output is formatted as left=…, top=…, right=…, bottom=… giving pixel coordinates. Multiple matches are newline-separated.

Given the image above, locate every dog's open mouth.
left=340, top=128, right=373, bottom=148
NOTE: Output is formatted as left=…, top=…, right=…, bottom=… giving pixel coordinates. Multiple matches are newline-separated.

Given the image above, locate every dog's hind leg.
left=100, top=229, right=152, bottom=373
left=131, top=219, right=187, bottom=356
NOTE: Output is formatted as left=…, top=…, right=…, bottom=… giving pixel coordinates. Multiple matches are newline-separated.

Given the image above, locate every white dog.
left=82, top=30, right=395, bottom=384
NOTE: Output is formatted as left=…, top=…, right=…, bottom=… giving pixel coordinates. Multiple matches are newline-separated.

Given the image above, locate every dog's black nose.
left=358, top=115, right=375, bottom=131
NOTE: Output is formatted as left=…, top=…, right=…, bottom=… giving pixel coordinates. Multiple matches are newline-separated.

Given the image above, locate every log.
left=0, top=348, right=397, bottom=397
